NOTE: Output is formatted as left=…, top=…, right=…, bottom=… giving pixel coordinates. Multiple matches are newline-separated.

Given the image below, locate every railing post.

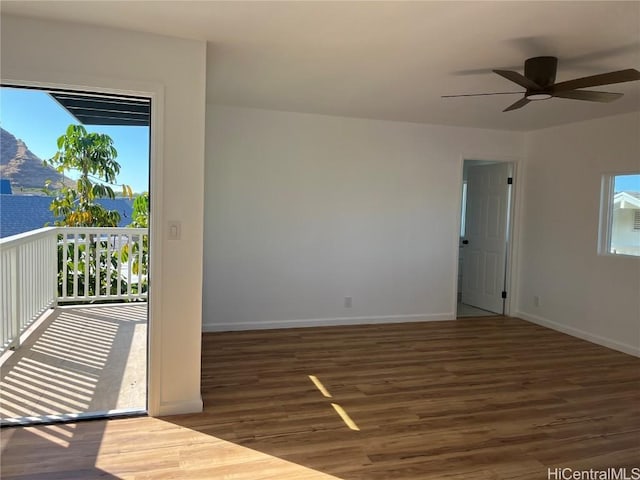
left=9, top=246, right=21, bottom=351
left=52, top=229, right=59, bottom=307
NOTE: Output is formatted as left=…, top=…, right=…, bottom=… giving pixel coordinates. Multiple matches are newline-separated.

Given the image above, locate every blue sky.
left=0, top=87, right=149, bottom=193
left=614, top=174, right=640, bottom=193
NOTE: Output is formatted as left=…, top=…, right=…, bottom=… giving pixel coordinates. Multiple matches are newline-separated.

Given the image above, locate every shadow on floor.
left=0, top=303, right=147, bottom=425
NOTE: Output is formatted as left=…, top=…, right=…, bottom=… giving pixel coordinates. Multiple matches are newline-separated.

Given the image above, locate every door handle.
left=462, top=240, right=469, bottom=245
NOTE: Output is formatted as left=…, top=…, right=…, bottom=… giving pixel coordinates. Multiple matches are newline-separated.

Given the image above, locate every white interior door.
left=461, top=162, right=510, bottom=313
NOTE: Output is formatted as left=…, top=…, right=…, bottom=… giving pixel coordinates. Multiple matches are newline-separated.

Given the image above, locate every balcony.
left=0, top=227, right=148, bottom=425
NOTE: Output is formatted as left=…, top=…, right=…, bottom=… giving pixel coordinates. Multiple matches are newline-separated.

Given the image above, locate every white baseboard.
left=157, top=396, right=203, bottom=416
left=515, top=310, right=640, bottom=357
left=202, top=312, right=455, bottom=332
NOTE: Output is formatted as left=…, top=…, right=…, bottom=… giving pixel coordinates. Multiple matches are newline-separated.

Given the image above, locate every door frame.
left=454, top=156, right=521, bottom=318
left=1, top=74, right=164, bottom=415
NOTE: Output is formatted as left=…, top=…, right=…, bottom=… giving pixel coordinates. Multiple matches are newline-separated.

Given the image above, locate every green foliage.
left=45, top=124, right=131, bottom=227
left=122, top=192, right=149, bottom=291
left=44, top=125, right=146, bottom=302
left=129, top=192, right=149, bottom=228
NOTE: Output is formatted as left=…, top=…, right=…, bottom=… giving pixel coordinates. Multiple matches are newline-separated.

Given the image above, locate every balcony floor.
left=0, top=303, right=147, bottom=424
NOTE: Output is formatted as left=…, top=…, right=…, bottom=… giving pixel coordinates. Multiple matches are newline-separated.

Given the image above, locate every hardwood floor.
left=1, top=316, right=639, bottom=479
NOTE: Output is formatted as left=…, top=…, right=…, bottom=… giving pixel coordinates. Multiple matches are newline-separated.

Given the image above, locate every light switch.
left=168, top=221, right=181, bottom=240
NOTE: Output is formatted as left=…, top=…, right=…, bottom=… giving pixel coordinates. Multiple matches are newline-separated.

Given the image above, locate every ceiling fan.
left=443, top=56, right=640, bottom=112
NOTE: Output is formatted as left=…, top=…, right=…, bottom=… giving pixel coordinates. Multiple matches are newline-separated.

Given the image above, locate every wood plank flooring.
left=1, top=316, right=639, bottom=479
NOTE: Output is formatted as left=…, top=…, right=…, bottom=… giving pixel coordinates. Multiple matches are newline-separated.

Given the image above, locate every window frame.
left=460, top=180, right=468, bottom=238
left=598, top=172, right=640, bottom=258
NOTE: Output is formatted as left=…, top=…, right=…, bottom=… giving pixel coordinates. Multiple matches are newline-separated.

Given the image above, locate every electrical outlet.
left=344, top=296, right=353, bottom=308
left=533, top=296, right=541, bottom=307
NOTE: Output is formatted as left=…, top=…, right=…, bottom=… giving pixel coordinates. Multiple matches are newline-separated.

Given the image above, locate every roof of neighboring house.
left=0, top=195, right=134, bottom=238
left=613, top=192, right=640, bottom=209
left=0, top=180, right=12, bottom=195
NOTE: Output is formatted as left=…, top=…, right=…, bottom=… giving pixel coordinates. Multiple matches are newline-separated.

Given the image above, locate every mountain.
left=0, top=127, right=76, bottom=193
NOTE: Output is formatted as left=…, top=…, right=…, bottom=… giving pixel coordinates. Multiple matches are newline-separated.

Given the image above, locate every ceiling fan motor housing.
left=524, top=56, right=557, bottom=90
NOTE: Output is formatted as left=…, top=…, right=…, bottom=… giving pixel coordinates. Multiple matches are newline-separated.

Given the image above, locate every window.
left=460, top=181, right=468, bottom=237
left=599, top=173, right=640, bottom=257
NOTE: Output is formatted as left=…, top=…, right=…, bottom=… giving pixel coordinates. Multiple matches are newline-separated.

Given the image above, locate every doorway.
left=0, top=85, right=151, bottom=425
left=457, top=160, right=514, bottom=318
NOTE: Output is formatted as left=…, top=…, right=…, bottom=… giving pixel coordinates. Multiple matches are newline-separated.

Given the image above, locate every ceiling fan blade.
left=503, top=97, right=530, bottom=112
left=552, top=90, right=624, bottom=102
left=493, top=70, right=541, bottom=90
left=442, top=91, right=523, bottom=98
left=552, top=69, right=640, bottom=91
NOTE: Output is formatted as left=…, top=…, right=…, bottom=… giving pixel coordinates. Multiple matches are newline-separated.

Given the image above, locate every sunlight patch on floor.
left=330, top=403, right=360, bottom=432
left=309, top=374, right=332, bottom=398
left=309, top=374, right=360, bottom=432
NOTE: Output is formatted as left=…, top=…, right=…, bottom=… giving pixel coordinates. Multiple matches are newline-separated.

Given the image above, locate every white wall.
left=204, top=106, right=523, bottom=330
left=516, top=112, right=640, bottom=356
left=1, top=15, right=207, bottom=415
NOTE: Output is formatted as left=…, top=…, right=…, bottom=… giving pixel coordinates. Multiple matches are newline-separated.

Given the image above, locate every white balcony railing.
left=0, top=226, right=148, bottom=353
left=1, top=228, right=58, bottom=352
left=57, top=227, right=148, bottom=302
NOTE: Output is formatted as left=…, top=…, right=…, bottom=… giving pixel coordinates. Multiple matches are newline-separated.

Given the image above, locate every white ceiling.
left=3, top=1, right=640, bottom=131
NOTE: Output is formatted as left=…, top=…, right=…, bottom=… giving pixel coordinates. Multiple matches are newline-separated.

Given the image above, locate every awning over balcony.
left=49, top=91, right=150, bottom=127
